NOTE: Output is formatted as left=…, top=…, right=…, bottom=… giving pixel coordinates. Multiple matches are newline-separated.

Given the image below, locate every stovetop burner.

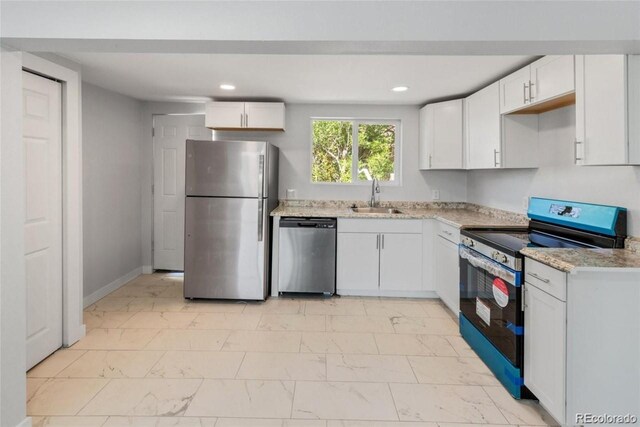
left=461, top=228, right=531, bottom=257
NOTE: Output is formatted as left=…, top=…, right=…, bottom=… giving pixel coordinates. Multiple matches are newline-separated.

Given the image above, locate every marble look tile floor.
left=28, top=272, right=557, bottom=427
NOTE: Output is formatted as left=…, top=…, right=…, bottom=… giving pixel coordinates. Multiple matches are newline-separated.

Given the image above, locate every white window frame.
left=309, top=117, right=402, bottom=186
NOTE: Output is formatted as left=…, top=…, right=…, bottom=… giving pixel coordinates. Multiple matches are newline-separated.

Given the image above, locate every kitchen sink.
left=351, top=207, right=403, bottom=214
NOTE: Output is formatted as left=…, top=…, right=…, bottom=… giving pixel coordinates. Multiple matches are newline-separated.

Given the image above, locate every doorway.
left=152, top=114, right=211, bottom=270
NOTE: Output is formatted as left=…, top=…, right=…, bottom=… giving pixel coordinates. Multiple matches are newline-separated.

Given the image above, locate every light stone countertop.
left=270, top=203, right=528, bottom=229
left=520, top=247, right=640, bottom=273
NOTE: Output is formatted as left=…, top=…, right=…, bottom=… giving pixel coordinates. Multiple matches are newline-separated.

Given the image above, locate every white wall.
left=214, top=104, right=468, bottom=202
left=82, top=83, right=144, bottom=301
left=0, top=46, right=27, bottom=427
left=468, top=105, right=640, bottom=235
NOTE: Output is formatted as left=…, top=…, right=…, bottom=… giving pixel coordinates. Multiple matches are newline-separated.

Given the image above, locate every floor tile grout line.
left=72, top=377, right=112, bottom=417
left=233, top=351, right=248, bottom=379
left=289, top=380, right=297, bottom=419
left=404, top=354, right=421, bottom=384
left=142, top=350, right=167, bottom=379
left=386, top=382, right=402, bottom=422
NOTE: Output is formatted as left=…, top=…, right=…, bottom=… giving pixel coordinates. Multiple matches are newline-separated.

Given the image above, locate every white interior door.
left=153, top=115, right=211, bottom=271
left=23, top=71, right=63, bottom=370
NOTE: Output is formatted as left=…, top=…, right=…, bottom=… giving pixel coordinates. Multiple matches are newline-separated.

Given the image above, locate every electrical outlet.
left=522, top=196, right=529, bottom=211
left=432, top=189, right=440, bottom=200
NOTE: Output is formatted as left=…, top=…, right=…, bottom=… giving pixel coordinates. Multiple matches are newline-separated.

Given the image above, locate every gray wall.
left=468, top=105, right=640, bottom=235
left=83, top=83, right=144, bottom=300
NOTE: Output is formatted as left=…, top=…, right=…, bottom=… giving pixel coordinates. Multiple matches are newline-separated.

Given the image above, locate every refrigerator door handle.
left=258, top=154, right=264, bottom=198
left=257, top=154, right=265, bottom=241
left=258, top=201, right=264, bottom=242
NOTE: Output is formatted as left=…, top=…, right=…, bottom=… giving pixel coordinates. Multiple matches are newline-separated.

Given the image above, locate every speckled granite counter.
left=270, top=201, right=528, bottom=229
left=521, top=247, right=640, bottom=273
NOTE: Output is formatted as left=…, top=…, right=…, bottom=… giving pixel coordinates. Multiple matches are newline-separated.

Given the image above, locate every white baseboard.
left=15, top=417, right=32, bottom=427
left=142, top=265, right=154, bottom=274
left=83, top=266, right=142, bottom=308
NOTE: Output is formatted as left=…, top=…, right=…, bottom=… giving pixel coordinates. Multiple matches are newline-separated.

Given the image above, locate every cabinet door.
left=576, top=55, right=628, bottom=165
left=379, top=233, right=422, bottom=291
left=245, top=102, right=285, bottom=130
left=336, top=233, right=380, bottom=291
left=524, top=284, right=566, bottom=424
left=530, top=55, right=574, bottom=104
left=432, top=99, right=464, bottom=169
left=466, top=82, right=501, bottom=169
left=205, top=102, right=244, bottom=129
left=500, top=66, right=531, bottom=114
left=418, top=104, right=433, bottom=169
left=434, top=235, right=459, bottom=313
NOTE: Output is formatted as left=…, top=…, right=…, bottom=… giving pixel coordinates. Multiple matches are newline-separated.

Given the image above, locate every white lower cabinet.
left=524, top=283, right=566, bottom=424
left=336, top=232, right=380, bottom=291
left=336, top=219, right=424, bottom=296
left=434, top=233, right=459, bottom=314
left=379, top=233, right=422, bottom=291
left=522, top=257, right=640, bottom=426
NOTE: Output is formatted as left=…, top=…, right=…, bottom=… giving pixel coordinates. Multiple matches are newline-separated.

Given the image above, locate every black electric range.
left=457, top=199, right=627, bottom=399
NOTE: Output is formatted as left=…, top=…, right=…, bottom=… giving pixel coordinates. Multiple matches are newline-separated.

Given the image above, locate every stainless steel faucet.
left=369, top=178, right=380, bottom=207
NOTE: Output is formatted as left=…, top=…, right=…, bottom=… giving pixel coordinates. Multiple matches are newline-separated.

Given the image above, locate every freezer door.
left=184, top=197, right=267, bottom=300
left=186, top=139, right=266, bottom=198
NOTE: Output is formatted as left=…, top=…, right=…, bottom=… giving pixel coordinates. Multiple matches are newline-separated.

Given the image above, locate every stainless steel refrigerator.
left=184, top=139, right=279, bottom=300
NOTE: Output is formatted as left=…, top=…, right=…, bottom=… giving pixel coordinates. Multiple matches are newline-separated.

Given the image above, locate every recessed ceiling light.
left=220, top=84, right=236, bottom=90
left=392, top=86, right=409, bottom=92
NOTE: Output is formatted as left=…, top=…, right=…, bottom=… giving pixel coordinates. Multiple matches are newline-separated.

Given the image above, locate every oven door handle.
left=459, top=246, right=517, bottom=285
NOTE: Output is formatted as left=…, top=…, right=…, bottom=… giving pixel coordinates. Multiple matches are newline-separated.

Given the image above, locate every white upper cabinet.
left=466, top=81, right=540, bottom=170
left=244, top=102, right=286, bottom=130
left=466, top=82, right=502, bottom=169
left=500, top=56, right=575, bottom=114
left=500, top=66, right=532, bottom=114
left=205, top=102, right=244, bottom=129
left=575, top=55, right=640, bottom=166
left=530, top=56, right=575, bottom=105
left=419, top=99, right=464, bottom=170
left=206, top=101, right=285, bottom=131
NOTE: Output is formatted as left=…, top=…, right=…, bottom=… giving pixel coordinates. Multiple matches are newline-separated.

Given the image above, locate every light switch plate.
left=432, top=189, right=440, bottom=200
left=522, top=196, right=529, bottom=211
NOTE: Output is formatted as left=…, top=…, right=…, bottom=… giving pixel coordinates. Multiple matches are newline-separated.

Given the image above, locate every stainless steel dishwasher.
left=278, top=217, right=337, bottom=294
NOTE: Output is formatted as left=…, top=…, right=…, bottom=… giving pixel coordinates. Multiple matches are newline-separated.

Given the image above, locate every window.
left=311, top=119, right=400, bottom=184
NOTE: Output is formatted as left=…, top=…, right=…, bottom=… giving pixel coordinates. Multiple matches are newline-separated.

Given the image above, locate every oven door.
left=459, top=246, right=523, bottom=367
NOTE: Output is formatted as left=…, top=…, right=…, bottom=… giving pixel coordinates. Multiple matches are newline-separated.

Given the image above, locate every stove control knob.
left=462, top=237, right=474, bottom=247
left=492, top=251, right=508, bottom=263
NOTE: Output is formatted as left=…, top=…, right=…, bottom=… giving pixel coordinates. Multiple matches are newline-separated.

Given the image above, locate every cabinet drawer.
left=338, top=218, right=422, bottom=234
left=524, top=258, right=567, bottom=301
left=437, top=221, right=460, bottom=243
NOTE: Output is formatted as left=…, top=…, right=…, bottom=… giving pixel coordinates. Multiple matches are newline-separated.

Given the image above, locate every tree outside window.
left=311, top=119, right=399, bottom=184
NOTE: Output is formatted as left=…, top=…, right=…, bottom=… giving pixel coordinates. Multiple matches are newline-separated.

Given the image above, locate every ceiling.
left=61, top=53, right=535, bottom=105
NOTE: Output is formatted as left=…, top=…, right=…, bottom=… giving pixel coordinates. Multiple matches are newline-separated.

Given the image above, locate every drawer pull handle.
left=527, top=272, right=550, bottom=283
